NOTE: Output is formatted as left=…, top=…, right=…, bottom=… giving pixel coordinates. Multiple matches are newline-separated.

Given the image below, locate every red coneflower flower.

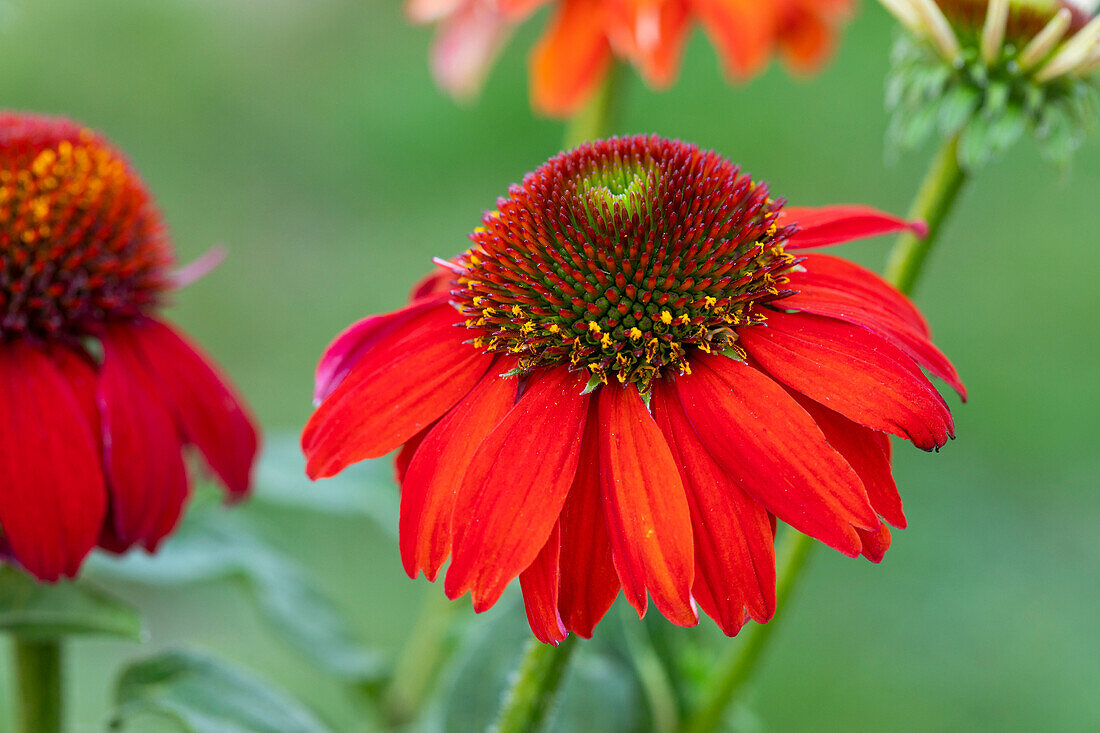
left=0, top=113, right=259, bottom=582
left=303, top=135, right=963, bottom=642
left=408, top=0, right=854, bottom=116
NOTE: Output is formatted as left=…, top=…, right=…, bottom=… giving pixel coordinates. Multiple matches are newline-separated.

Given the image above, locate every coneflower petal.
left=652, top=380, right=776, bottom=632
left=400, top=364, right=518, bottom=581
left=99, top=325, right=189, bottom=551
left=676, top=354, right=877, bottom=556
left=598, top=385, right=697, bottom=626
left=445, top=367, right=590, bottom=610
left=0, top=343, right=105, bottom=581
left=782, top=205, right=927, bottom=249
left=520, top=524, right=569, bottom=645
left=741, top=310, right=954, bottom=450
left=556, top=409, right=621, bottom=638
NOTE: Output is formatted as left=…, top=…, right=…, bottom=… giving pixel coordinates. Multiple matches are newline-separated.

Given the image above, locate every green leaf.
left=90, top=505, right=384, bottom=685
left=0, top=566, right=142, bottom=641
left=938, top=85, right=980, bottom=135
left=109, top=648, right=332, bottom=733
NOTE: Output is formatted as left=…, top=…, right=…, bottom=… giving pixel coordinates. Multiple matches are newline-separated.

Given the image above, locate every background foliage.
left=0, top=0, right=1097, bottom=730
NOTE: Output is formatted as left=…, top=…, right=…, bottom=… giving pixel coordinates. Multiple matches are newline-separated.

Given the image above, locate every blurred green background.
left=0, top=0, right=1097, bottom=730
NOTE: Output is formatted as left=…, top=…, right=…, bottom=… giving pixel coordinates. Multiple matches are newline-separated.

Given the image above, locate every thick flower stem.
left=13, top=638, right=63, bottom=733
left=684, top=529, right=814, bottom=733
left=492, top=636, right=578, bottom=733
left=683, top=134, right=968, bottom=733
left=382, top=587, right=458, bottom=726
left=885, top=134, right=967, bottom=294
left=562, top=62, right=625, bottom=149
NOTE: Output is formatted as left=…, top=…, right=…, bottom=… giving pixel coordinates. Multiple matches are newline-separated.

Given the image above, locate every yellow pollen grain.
left=703, top=296, right=717, bottom=309
left=510, top=304, right=524, bottom=317
left=588, top=321, right=601, bottom=334
left=548, top=324, right=560, bottom=334
left=600, top=333, right=612, bottom=348
left=766, top=223, right=778, bottom=237
left=628, top=327, right=642, bottom=340
left=660, top=310, right=672, bottom=325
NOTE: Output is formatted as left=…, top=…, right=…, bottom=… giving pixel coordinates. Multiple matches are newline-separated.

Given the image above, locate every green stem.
left=684, top=529, right=814, bottom=733
left=562, top=62, right=625, bottom=149
left=683, top=133, right=969, bottom=733
left=491, top=636, right=578, bottom=733
left=885, top=134, right=968, bottom=294
left=14, top=638, right=63, bottom=733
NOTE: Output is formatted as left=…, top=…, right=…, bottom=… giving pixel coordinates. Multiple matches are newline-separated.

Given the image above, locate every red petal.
left=598, top=385, right=696, bottom=627
left=651, top=380, right=775, bottom=633
left=0, top=344, right=106, bottom=580
left=788, top=391, right=906, bottom=528
left=444, top=367, right=589, bottom=610
left=556, top=408, right=620, bottom=638
left=530, top=0, right=612, bottom=116
left=675, top=355, right=876, bottom=556
left=393, top=424, right=433, bottom=486
left=857, top=521, right=891, bottom=563
left=692, top=0, right=777, bottom=77
left=781, top=205, right=926, bottom=249
left=314, top=294, right=449, bottom=404
left=741, top=310, right=954, bottom=450
left=128, top=319, right=259, bottom=495
left=792, top=253, right=930, bottom=335
left=520, top=524, right=568, bottom=644
left=400, top=365, right=518, bottom=581
left=99, top=325, right=189, bottom=551
left=783, top=263, right=965, bottom=399
left=303, top=306, right=492, bottom=479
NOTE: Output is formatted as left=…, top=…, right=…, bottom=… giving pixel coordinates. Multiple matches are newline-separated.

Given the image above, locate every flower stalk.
left=14, top=638, right=63, bottom=733
left=563, top=62, right=625, bottom=149
left=682, top=131, right=969, bottom=733
left=885, top=134, right=967, bottom=293
left=492, top=636, right=578, bottom=733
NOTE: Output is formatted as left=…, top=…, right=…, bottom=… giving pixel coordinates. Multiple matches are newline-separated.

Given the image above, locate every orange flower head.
left=0, top=113, right=258, bottom=582
left=304, top=136, right=965, bottom=643
left=0, top=115, right=171, bottom=341
left=408, top=0, right=855, bottom=116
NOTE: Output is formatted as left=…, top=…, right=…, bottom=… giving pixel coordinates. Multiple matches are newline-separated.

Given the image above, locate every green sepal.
left=0, top=566, right=143, bottom=641
left=109, top=648, right=332, bottom=733
left=582, top=373, right=603, bottom=394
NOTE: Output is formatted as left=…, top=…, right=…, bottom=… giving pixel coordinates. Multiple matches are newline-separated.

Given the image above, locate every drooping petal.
left=793, top=253, right=930, bottom=335
left=99, top=324, right=189, bottom=551
left=691, top=0, right=777, bottom=77
left=651, top=380, right=775, bottom=633
left=431, top=1, right=513, bottom=101
left=303, top=305, right=492, bottom=479
left=780, top=270, right=966, bottom=399
left=556, top=405, right=620, bottom=638
left=314, top=293, right=450, bottom=404
left=856, top=521, right=891, bottom=563
left=604, top=0, right=691, bottom=87
left=740, top=310, right=954, bottom=450
left=445, top=367, right=589, bottom=611
left=788, top=390, right=906, bottom=528
left=520, top=524, right=568, bottom=645
left=675, top=354, right=876, bottom=557
left=400, top=365, right=518, bottom=581
left=598, top=385, right=697, bottom=626
left=781, top=205, right=926, bottom=249
left=128, top=319, right=259, bottom=494
left=0, top=343, right=106, bottom=581
left=530, top=0, right=613, bottom=116
left=779, top=6, right=836, bottom=71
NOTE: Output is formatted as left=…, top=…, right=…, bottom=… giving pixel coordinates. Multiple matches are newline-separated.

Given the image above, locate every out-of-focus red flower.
left=0, top=113, right=259, bottom=581
left=407, top=0, right=854, bottom=116
left=303, top=136, right=963, bottom=642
